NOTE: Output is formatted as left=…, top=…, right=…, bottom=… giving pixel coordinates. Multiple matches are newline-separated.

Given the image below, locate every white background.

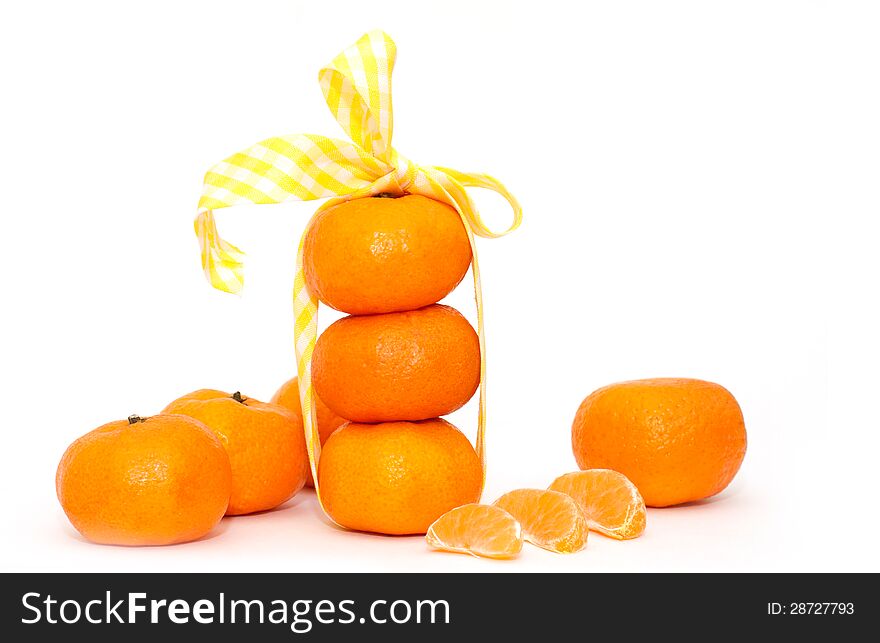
left=1, top=0, right=876, bottom=572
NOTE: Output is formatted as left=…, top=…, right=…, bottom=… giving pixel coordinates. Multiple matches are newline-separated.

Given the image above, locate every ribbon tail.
left=470, top=245, right=488, bottom=479
left=292, top=221, right=337, bottom=521
left=319, top=30, right=397, bottom=162
left=194, top=210, right=246, bottom=295
left=195, top=134, right=388, bottom=294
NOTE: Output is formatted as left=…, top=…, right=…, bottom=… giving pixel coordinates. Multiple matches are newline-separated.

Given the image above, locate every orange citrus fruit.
left=549, top=470, right=646, bottom=540
left=303, top=194, right=472, bottom=314
left=270, top=376, right=348, bottom=487
left=493, top=489, right=587, bottom=553
left=56, top=414, right=232, bottom=546
left=572, top=378, right=747, bottom=507
left=312, top=304, right=480, bottom=423
left=163, top=389, right=309, bottom=515
left=426, top=504, right=523, bottom=559
left=317, top=418, right=482, bottom=535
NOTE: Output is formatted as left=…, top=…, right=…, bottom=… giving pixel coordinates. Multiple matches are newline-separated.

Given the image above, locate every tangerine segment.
left=549, top=470, right=646, bottom=540
left=493, top=489, right=587, bottom=553
left=426, top=504, right=523, bottom=559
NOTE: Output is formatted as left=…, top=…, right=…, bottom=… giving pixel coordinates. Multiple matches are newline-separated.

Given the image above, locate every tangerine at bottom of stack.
left=317, top=418, right=482, bottom=535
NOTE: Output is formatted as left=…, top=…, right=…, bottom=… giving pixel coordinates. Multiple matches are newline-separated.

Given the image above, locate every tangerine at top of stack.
left=303, top=194, right=472, bottom=315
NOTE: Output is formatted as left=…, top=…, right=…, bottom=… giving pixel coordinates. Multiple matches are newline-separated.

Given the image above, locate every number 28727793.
left=768, top=603, right=854, bottom=615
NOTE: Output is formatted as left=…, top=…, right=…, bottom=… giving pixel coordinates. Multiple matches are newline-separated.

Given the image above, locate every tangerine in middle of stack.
left=312, top=303, right=480, bottom=423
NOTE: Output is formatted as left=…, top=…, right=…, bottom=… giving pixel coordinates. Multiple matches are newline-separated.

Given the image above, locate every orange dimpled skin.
left=572, top=378, right=747, bottom=507
left=163, top=389, right=309, bottom=515
left=56, top=414, right=232, bottom=546
left=318, top=419, right=482, bottom=535
left=270, top=376, right=348, bottom=487
left=313, top=304, right=481, bottom=423
left=303, top=194, right=472, bottom=314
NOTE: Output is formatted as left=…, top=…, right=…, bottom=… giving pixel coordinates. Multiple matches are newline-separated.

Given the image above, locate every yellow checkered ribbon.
left=195, top=30, right=521, bottom=516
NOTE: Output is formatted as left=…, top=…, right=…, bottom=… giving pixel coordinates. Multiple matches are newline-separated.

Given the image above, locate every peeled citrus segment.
left=426, top=504, right=523, bottom=559
left=493, top=489, right=587, bottom=553
left=549, top=470, right=647, bottom=540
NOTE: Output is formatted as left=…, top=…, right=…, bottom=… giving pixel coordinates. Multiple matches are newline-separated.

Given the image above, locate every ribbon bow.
left=194, top=30, right=521, bottom=510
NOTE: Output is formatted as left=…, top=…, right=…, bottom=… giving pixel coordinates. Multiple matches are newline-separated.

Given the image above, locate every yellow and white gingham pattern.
left=195, top=30, right=521, bottom=515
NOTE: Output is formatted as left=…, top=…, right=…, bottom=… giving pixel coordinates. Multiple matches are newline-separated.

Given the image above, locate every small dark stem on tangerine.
left=232, top=391, right=247, bottom=404
left=127, top=414, right=146, bottom=424
left=373, top=192, right=402, bottom=198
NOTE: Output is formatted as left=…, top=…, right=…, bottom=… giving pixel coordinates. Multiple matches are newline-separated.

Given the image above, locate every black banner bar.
left=0, top=573, right=868, bottom=639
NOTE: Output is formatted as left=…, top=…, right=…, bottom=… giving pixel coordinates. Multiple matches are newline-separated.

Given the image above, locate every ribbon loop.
left=318, top=30, right=396, bottom=163
left=428, top=167, right=523, bottom=239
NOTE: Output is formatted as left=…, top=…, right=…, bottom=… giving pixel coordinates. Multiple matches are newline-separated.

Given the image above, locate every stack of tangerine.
left=300, top=193, right=484, bottom=535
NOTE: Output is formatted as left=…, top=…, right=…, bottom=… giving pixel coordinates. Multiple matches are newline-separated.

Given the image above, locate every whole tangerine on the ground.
left=312, top=304, right=481, bottom=423
left=270, top=376, right=348, bottom=487
left=303, top=194, right=472, bottom=315
left=549, top=469, right=646, bottom=540
left=163, top=389, right=308, bottom=515
left=426, top=504, right=523, bottom=559
left=318, top=418, right=482, bottom=535
left=571, top=378, right=747, bottom=507
left=493, top=489, right=587, bottom=553
left=56, top=414, right=232, bottom=546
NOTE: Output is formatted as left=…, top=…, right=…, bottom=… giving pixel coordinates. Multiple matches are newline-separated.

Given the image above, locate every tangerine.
left=56, top=414, right=232, bottom=546
left=303, top=194, right=471, bottom=314
left=312, top=304, right=480, bottom=423
left=571, top=378, right=747, bottom=507
left=318, top=418, right=482, bottom=535
left=163, top=389, right=308, bottom=515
